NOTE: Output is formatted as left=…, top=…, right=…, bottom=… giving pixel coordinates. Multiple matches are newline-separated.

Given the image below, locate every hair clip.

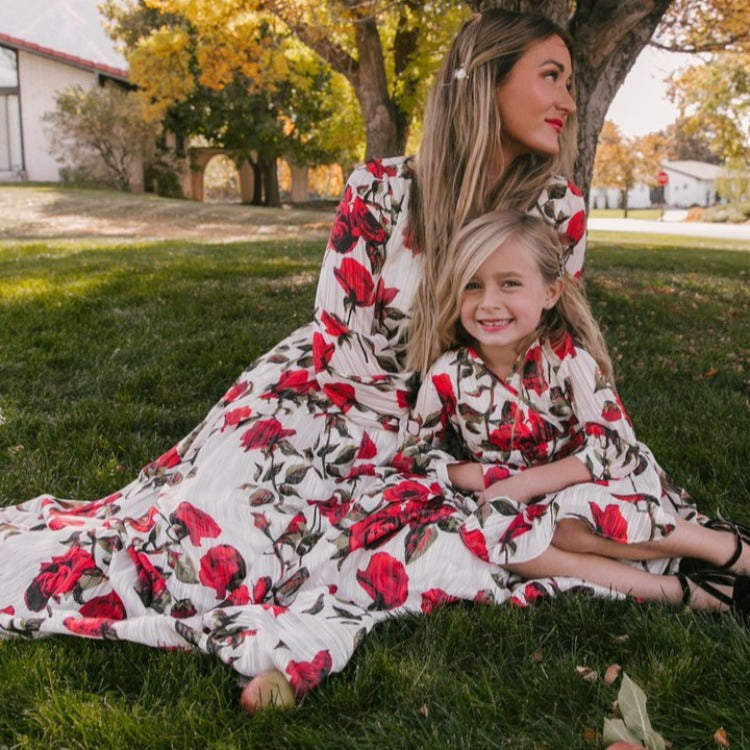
left=453, top=66, right=468, bottom=81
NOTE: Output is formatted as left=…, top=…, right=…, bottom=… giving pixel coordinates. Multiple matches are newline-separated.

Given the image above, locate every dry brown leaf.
left=8, top=444, right=25, bottom=455
left=713, top=726, right=730, bottom=747
left=604, top=663, right=622, bottom=686
left=531, top=649, right=544, bottom=663
left=701, top=368, right=719, bottom=380
left=612, top=634, right=630, bottom=643
left=418, top=704, right=429, bottom=717
left=582, top=725, right=598, bottom=743
left=576, top=665, right=599, bottom=682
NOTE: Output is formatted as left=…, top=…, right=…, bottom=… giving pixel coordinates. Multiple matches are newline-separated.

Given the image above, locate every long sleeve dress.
left=389, top=335, right=692, bottom=568
left=1, top=155, right=687, bottom=696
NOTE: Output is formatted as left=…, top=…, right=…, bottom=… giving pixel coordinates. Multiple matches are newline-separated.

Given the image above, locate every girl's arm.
left=478, top=455, right=592, bottom=504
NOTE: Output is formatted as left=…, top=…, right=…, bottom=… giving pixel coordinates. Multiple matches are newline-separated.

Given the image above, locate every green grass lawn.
left=0, top=231, right=748, bottom=749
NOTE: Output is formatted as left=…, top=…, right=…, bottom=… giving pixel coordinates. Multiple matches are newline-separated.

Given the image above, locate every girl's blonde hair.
left=408, top=9, right=577, bottom=367
left=410, top=210, right=613, bottom=382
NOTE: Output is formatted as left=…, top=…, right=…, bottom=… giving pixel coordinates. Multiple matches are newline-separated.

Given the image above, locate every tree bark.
left=352, top=18, right=400, bottom=159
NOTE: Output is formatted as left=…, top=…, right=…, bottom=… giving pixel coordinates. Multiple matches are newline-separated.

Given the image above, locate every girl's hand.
left=477, top=474, right=535, bottom=505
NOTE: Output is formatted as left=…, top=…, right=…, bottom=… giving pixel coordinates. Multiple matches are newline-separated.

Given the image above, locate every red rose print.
left=127, top=546, right=169, bottom=609
left=323, top=382, right=357, bottom=413
left=224, top=584, right=251, bottom=606
left=357, top=432, right=377, bottom=459
left=366, top=159, right=397, bottom=179
left=420, top=588, right=459, bottom=614
left=252, top=576, right=272, bottom=603
left=199, top=544, right=247, bottom=599
left=601, top=400, right=623, bottom=422
left=286, top=649, right=333, bottom=695
left=567, top=180, right=582, bottom=197
left=79, top=591, right=126, bottom=620
left=356, top=552, right=409, bottom=610
left=499, top=503, right=548, bottom=547
left=522, top=345, right=547, bottom=395
left=155, top=445, right=181, bottom=470
left=565, top=210, right=586, bottom=246
left=334, top=257, right=374, bottom=308
left=221, top=406, right=253, bottom=430
left=25, top=546, right=98, bottom=612
left=261, top=369, right=318, bottom=401
left=348, top=504, right=404, bottom=551
left=328, top=186, right=357, bottom=255
left=1, top=605, right=14, bottom=615
left=551, top=332, right=577, bottom=360
left=171, top=502, right=222, bottom=546
left=350, top=196, right=388, bottom=245
left=312, top=331, right=335, bottom=373
left=383, top=479, right=430, bottom=504
left=222, top=380, right=249, bottom=403
left=373, top=278, right=398, bottom=323
left=523, top=581, right=549, bottom=605
left=63, top=616, right=118, bottom=639
left=431, top=372, right=457, bottom=417
left=240, top=418, right=295, bottom=452
left=396, top=389, right=411, bottom=409
left=320, top=311, right=349, bottom=337
left=483, top=465, right=511, bottom=488
left=308, top=494, right=353, bottom=525
left=459, top=526, right=490, bottom=562
left=590, top=502, right=628, bottom=542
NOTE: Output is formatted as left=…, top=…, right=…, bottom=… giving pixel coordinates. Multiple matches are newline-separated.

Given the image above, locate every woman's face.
left=495, top=34, right=576, bottom=165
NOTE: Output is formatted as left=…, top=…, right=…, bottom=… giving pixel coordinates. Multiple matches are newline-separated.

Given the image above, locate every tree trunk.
left=261, top=155, right=281, bottom=207
left=352, top=18, right=400, bottom=159
left=473, top=0, right=674, bottom=203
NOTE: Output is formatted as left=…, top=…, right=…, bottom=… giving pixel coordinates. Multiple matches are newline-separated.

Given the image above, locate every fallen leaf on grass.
left=713, top=727, right=730, bottom=747
left=604, top=663, right=622, bottom=685
left=700, top=368, right=719, bottom=380
left=418, top=704, right=429, bottom=717
left=8, top=444, right=25, bottom=455
left=530, top=649, right=544, bottom=663
left=576, top=665, right=598, bottom=682
left=582, top=725, right=598, bottom=743
left=603, top=673, right=667, bottom=750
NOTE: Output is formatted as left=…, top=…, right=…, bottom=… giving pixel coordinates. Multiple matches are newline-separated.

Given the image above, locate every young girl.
left=397, top=209, right=750, bottom=614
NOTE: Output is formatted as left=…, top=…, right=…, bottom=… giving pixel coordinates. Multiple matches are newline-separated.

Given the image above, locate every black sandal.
left=704, top=514, right=750, bottom=571
left=676, top=568, right=750, bottom=624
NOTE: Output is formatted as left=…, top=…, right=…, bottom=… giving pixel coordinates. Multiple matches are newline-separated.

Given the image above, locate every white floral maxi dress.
left=0, top=156, right=684, bottom=695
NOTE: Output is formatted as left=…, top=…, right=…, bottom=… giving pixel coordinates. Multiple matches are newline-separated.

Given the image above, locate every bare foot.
left=240, top=669, right=296, bottom=714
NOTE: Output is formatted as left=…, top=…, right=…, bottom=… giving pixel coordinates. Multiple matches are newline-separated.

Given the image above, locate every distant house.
left=662, top=160, right=722, bottom=208
left=590, top=159, right=724, bottom=210
left=0, top=32, right=129, bottom=183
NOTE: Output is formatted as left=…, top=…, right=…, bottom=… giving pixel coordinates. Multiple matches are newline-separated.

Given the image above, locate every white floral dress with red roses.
left=388, top=335, right=689, bottom=568
left=0, top=156, right=691, bottom=696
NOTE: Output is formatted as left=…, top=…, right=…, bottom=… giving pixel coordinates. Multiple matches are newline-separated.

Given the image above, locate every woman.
left=2, top=9, right=739, bottom=712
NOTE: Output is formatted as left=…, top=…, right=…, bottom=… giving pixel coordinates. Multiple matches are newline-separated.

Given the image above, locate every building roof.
left=0, top=32, right=128, bottom=81
left=663, top=160, right=723, bottom=181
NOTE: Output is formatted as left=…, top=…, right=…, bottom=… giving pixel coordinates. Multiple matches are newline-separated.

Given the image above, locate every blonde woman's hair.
left=408, top=8, right=577, bottom=367
left=409, top=210, right=613, bottom=382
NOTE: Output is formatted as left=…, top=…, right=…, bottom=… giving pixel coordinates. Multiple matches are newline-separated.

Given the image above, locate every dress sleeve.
left=392, top=359, right=464, bottom=486
left=557, top=342, right=647, bottom=481
left=531, top=177, right=587, bottom=282
left=311, top=159, right=416, bottom=421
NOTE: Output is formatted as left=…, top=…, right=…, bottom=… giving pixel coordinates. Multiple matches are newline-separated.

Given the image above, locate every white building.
left=0, top=33, right=129, bottom=183
left=662, top=160, right=723, bottom=208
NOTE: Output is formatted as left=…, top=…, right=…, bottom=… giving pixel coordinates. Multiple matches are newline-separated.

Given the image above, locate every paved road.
left=588, top=216, right=750, bottom=242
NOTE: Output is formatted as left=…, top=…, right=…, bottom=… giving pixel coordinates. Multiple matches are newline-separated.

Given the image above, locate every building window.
left=0, top=45, right=23, bottom=175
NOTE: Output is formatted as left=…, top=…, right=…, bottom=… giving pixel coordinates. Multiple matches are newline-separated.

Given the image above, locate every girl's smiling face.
left=459, top=235, right=562, bottom=375
left=495, top=34, right=576, bottom=165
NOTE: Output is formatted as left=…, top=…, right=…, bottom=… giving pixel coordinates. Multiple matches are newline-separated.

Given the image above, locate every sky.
left=1, top=0, right=695, bottom=138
